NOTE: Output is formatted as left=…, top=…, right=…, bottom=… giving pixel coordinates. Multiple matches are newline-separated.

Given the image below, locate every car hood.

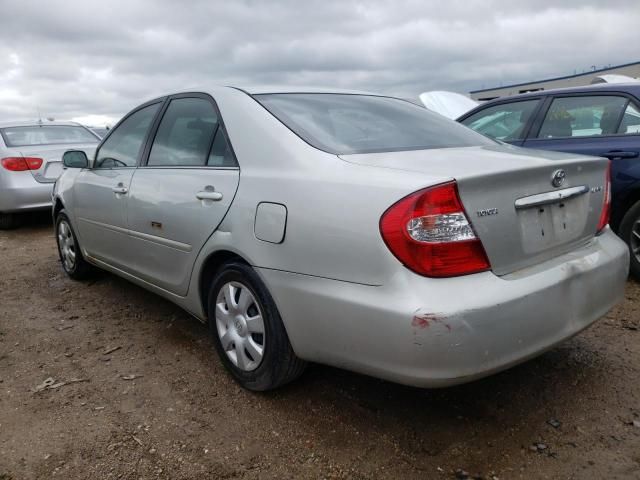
left=418, top=91, right=479, bottom=119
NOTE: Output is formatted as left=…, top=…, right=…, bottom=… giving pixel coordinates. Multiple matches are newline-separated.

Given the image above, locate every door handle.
left=196, top=189, right=223, bottom=201
left=603, top=150, right=639, bottom=159
left=112, top=183, right=128, bottom=195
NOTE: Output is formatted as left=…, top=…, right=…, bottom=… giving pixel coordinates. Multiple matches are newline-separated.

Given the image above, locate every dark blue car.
left=459, top=83, right=640, bottom=278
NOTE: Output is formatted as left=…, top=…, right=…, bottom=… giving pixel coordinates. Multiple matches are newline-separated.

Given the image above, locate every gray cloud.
left=0, top=0, right=638, bottom=124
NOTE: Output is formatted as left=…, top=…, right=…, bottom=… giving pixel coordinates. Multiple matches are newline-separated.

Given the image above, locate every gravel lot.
left=1, top=214, right=639, bottom=479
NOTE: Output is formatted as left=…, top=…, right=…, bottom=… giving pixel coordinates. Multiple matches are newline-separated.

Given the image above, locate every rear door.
left=523, top=94, right=640, bottom=155
left=459, top=98, right=543, bottom=146
left=126, top=94, right=240, bottom=295
left=73, top=101, right=163, bottom=270
left=522, top=93, right=640, bottom=191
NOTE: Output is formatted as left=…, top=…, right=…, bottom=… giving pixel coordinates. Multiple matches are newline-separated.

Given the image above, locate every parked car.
left=458, top=83, right=640, bottom=278
left=53, top=87, right=628, bottom=391
left=0, top=120, right=99, bottom=229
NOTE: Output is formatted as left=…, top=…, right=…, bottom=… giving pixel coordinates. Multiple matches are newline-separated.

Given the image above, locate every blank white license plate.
left=518, top=196, right=589, bottom=254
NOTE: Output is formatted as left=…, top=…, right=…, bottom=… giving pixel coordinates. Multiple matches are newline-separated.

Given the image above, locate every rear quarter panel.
left=189, top=88, right=446, bottom=288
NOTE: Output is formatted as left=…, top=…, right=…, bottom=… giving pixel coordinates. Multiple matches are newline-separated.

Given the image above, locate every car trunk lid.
left=340, top=145, right=609, bottom=275
left=15, top=144, right=97, bottom=183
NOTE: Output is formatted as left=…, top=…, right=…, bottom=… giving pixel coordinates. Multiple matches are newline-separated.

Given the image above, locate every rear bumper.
left=258, top=229, right=629, bottom=387
left=0, top=171, right=54, bottom=213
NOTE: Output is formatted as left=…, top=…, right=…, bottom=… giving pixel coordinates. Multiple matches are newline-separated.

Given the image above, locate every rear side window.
left=0, top=125, right=99, bottom=147
left=618, top=102, right=640, bottom=134
left=96, top=103, right=160, bottom=168
left=255, top=93, right=495, bottom=155
left=537, top=96, right=628, bottom=139
left=461, top=100, right=539, bottom=141
left=148, top=97, right=237, bottom=167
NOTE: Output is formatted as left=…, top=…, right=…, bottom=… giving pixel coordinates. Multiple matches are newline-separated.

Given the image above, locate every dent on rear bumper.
left=257, top=229, right=629, bottom=388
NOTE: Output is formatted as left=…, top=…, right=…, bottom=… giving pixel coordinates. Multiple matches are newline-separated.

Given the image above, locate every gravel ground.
left=1, top=214, right=639, bottom=479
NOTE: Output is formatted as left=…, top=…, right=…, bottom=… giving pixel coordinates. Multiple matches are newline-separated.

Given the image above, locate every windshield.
left=0, top=125, right=99, bottom=147
left=255, top=93, right=495, bottom=154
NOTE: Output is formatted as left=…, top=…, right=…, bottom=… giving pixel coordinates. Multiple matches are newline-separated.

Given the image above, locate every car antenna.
left=37, top=106, right=43, bottom=126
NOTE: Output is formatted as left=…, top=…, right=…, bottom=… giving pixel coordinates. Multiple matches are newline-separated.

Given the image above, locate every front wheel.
left=55, top=211, right=93, bottom=280
left=208, top=262, right=306, bottom=391
left=619, top=200, right=640, bottom=280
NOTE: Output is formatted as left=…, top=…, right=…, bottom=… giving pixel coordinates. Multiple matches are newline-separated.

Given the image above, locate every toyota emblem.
left=551, top=169, right=566, bottom=188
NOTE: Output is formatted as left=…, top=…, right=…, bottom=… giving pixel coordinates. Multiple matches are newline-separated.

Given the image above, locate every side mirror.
left=62, top=150, right=89, bottom=169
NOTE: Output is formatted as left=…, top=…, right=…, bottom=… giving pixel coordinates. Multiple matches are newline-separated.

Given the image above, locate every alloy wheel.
left=215, top=281, right=265, bottom=372
left=57, top=220, right=76, bottom=271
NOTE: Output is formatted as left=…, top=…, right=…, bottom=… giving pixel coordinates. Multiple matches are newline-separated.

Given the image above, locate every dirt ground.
left=1, top=214, right=639, bottom=480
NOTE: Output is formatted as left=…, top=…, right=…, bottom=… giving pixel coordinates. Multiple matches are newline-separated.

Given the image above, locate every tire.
left=0, top=213, right=16, bottom=230
left=619, top=200, right=640, bottom=280
left=208, top=261, right=306, bottom=391
left=55, top=210, right=93, bottom=280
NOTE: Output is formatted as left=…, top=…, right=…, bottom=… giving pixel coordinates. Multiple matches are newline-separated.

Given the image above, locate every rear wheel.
left=55, top=211, right=93, bottom=280
left=0, top=213, right=16, bottom=230
left=208, top=261, right=306, bottom=391
left=619, top=200, right=640, bottom=280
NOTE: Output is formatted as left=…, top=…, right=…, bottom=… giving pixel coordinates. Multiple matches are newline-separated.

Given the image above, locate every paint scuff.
left=411, top=310, right=452, bottom=332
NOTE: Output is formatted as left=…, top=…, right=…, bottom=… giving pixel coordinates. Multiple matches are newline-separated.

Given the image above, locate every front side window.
left=255, top=93, right=495, bottom=155
left=461, top=100, right=539, bottom=141
left=95, top=103, right=160, bottom=168
left=0, top=125, right=99, bottom=147
left=147, top=97, right=236, bottom=167
left=618, top=102, right=640, bottom=135
left=537, top=95, right=628, bottom=139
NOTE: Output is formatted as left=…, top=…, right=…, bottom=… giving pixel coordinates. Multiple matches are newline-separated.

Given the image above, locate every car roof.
left=482, top=82, right=640, bottom=103
left=156, top=85, right=382, bottom=99
left=233, top=85, right=378, bottom=95
left=0, top=120, right=85, bottom=128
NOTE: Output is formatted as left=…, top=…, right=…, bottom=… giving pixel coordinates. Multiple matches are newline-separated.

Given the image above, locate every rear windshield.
left=0, top=125, right=99, bottom=147
left=255, top=93, right=495, bottom=154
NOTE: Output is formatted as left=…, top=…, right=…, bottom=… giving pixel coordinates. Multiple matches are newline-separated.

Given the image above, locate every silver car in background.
left=0, top=120, right=99, bottom=228
left=53, top=87, right=629, bottom=391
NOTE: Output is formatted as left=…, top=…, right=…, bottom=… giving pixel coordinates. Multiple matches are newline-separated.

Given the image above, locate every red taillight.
left=25, top=157, right=43, bottom=170
left=1, top=156, right=43, bottom=171
left=596, top=161, right=611, bottom=234
left=380, top=181, right=491, bottom=277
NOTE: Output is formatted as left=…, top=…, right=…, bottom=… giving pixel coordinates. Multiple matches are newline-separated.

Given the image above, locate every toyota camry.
left=53, top=87, right=629, bottom=390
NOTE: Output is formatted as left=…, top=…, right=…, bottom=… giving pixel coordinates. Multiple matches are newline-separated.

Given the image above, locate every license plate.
left=518, top=196, right=589, bottom=254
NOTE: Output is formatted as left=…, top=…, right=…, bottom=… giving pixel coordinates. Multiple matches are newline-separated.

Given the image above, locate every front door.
left=126, top=95, right=240, bottom=295
left=458, top=98, right=542, bottom=146
left=73, top=102, right=162, bottom=271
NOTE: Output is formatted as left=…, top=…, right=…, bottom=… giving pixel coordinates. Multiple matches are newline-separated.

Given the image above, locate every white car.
left=0, top=120, right=99, bottom=228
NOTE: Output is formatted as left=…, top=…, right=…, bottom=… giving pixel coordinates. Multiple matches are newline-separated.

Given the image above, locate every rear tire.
left=619, top=200, right=640, bottom=280
left=0, top=213, right=17, bottom=230
left=208, top=261, right=306, bottom=391
left=55, top=211, right=93, bottom=280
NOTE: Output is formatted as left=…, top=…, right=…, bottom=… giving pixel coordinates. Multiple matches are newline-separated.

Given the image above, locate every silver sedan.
left=53, top=87, right=629, bottom=390
left=0, top=120, right=99, bottom=229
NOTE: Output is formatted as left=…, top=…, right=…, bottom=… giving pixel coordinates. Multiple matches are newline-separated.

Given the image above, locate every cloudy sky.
left=0, top=0, right=638, bottom=126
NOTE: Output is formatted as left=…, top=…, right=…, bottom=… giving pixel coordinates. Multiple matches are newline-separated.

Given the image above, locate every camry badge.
left=551, top=169, right=566, bottom=188
left=476, top=208, right=498, bottom=217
